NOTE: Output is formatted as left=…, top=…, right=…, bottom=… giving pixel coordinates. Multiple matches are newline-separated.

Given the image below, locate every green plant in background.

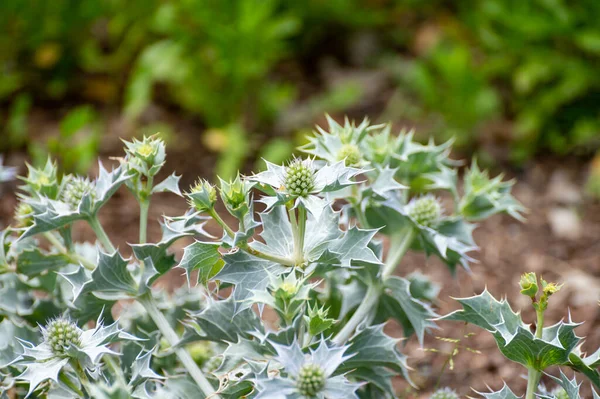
left=0, top=116, right=523, bottom=397
left=388, top=40, right=500, bottom=147
left=442, top=271, right=600, bottom=398
left=455, top=0, right=600, bottom=160
left=28, top=106, right=100, bottom=175
left=125, top=0, right=298, bottom=179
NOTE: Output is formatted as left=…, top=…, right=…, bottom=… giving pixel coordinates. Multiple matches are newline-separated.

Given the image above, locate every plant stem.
left=59, top=372, right=84, bottom=396
left=287, top=204, right=306, bottom=265
left=241, top=244, right=296, bottom=266
left=296, top=206, right=306, bottom=265
left=332, top=283, right=380, bottom=345
left=208, top=208, right=235, bottom=238
left=139, top=175, right=153, bottom=244
left=332, top=227, right=416, bottom=345
left=382, top=227, right=416, bottom=279
left=525, top=306, right=545, bottom=399
left=88, top=216, right=116, bottom=253
left=71, top=361, right=94, bottom=396
left=209, top=207, right=295, bottom=266
left=138, top=293, right=220, bottom=398
left=139, top=199, right=149, bottom=244
left=525, top=369, right=541, bottom=399
left=104, top=356, right=127, bottom=388
left=44, top=232, right=96, bottom=271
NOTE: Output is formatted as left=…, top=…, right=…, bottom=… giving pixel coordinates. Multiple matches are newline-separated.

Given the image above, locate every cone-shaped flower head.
left=61, top=176, right=96, bottom=210
left=430, top=387, right=459, bottom=399
left=13, top=314, right=138, bottom=397
left=407, top=195, right=442, bottom=228
left=255, top=340, right=359, bottom=399
left=296, top=363, right=326, bottom=396
left=336, top=144, right=361, bottom=167
left=284, top=159, right=316, bottom=197
left=43, top=318, right=82, bottom=355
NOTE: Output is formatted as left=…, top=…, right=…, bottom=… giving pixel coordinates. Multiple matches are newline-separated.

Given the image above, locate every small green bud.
left=186, top=179, right=217, bottom=212
left=336, top=144, right=361, bottom=167
left=519, top=272, right=539, bottom=299
left=284, top=159, right=315, bottom=197
left=123, top=134, right=166, bottom=177
left=22, top=159, right=60, bottom=199
left=219, top=174, right=250, bottom=216
left=44, top=318, right=82, bottom=355
left=541, top=279, right=562, bottom=298
left=430, top=387, right=460, bottom=399
left=278, top=281, right=298, bottom=299
left=14, top=202, right=33, bottom=228
left=407, top=195, right=442, bottom=228
left=305, top=304, right=336, bottom=337
left=296, top=363, right=326, bottom=396
left=61, top=176, right=96, bottom=210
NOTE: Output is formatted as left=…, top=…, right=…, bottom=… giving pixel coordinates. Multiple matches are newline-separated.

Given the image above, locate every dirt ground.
left=1, top=138, right=599, bottom=398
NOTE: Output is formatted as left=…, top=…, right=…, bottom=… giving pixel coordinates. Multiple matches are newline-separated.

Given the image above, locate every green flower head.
left=407, top=195, right=442, bottom=228
left=43, top=318, right=82, bottom=355
left=296, top=363, right=326, bottom=396
left=284, top=159, right=316, bottom=198
left=61, top=175, right=96, bottom=210
left=519, top=272, right=538, bottom=298
left=336, top=144, right=362, bottom=167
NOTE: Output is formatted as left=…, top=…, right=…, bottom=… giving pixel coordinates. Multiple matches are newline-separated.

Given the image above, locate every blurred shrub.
left=30, top=105, right=100, bottom=174
left=1, top=0, right=600, bottom=166
left=455, top=0, right=600, bottom=160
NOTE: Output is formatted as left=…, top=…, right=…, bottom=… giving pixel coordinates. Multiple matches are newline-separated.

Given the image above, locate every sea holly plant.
left=441, top=272, right=600, bottom=399
left=0, top=117, right=523, bottom=398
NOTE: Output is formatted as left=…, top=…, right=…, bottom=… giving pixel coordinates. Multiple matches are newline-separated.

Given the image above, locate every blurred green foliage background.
left=1, top=0, right=599, bottom=177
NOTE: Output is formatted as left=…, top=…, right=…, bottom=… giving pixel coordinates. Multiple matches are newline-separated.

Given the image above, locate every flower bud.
left=519, top=272, right=538, bottom=298
left=14, top=202, right=34, bottom=228
left=61, top=176, right=96, bottom=210
left=23, top=159, right=60, bottom=199
left=277, top=281, right=298, bottom=299
left=336, top=143, right=361, bottom=167
left=296, top=363, right=326, bottom=396
left=541, top=278, right=562, bottom=298
left=407, top=195, right=442, bottom=228
left=430, top=388, right=460, bottom=399
left=284, top=159, right=315, bottom=197
left=123, top=134, right=166, bottom=177
left=44, top=318, right=82, bottom=355
left=219, top=174, right=250, bottom=216
left=186, top=179, right=217, bottom=213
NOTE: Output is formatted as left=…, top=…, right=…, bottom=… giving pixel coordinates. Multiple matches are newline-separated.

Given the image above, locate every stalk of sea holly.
left=519, top=272, right=563, bottom=399
left=333, top=195, right=442, bottom=344
left=121, top=140, right=220, bottom=398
